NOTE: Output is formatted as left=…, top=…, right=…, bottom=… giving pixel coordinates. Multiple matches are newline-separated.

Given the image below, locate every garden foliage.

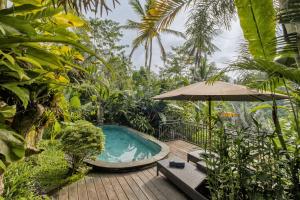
left=60, top=120, right=105, bottom=174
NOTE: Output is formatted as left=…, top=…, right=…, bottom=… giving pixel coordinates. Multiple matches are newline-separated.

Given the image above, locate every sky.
left=87, top=1, right=245, bottom=73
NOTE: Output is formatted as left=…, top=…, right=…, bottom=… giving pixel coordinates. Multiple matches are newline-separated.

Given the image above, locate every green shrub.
left=31, top=145, right=69, bottom=193
left=60, top=120, right=104, bottom=174
left=2, top=141, right=78, bottom=199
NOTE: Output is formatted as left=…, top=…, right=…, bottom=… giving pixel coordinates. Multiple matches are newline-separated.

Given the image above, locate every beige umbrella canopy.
left=153, top=81, right=289, bottom=148
left=153, top=81, right=289, bottom=101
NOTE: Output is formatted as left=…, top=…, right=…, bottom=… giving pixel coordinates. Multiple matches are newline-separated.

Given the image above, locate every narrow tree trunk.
left=0, top=174, right=3, bottom=196
left=148, top=40, right=153, bottom=72
left=145, top=44, right=149, bottom=69
left=96, top=101, right=104, bottom=125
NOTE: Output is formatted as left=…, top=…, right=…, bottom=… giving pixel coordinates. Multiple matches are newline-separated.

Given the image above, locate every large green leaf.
left=235, top=0, right=276, bottom=60
left=0, top=128, right=25, bottom=165
left=0, top=15, right=36, bottom=36
left=0, top=4, right=41, bottom=15
left=0, top=105, right=16, bottom=119
left=70, top=95, right=81, bottom=109
left=0, top=83, right=30, bottom=108
left=0, top=159, right=6, bottom=171
left=24, top=45, right=63, bottom=69
left=11, top=0, right=44, bottom=6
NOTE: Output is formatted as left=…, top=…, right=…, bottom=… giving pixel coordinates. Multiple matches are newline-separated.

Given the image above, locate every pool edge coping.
left=85, top=125, right=170, bottom=170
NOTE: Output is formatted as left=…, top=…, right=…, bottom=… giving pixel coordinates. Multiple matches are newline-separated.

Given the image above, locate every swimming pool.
left=86, top=125, right=169, bottom=170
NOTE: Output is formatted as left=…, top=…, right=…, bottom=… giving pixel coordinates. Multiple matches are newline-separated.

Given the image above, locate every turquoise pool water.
left=97, top=125, right=161, bottom=163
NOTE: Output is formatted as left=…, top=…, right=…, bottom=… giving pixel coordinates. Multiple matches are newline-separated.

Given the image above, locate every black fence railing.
left=159, top=120, right=210, bottom=148
left=159, top=120, right=272, bottom=152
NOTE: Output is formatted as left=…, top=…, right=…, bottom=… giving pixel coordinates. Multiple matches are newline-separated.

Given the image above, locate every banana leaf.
left=235, top=0, right=276, bottom=60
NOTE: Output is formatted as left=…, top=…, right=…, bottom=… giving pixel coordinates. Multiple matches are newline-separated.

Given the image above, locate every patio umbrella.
left=152, top=81, right=289, bottom=147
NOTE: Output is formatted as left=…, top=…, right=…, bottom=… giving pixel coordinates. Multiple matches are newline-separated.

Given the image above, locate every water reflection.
left=97, top=126, right=160, bottom=163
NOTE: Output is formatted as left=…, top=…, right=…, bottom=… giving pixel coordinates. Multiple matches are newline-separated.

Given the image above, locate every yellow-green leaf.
left=0, top=50, right=15, bottom=65
left=11, top=0, right=43, bottom=6
left=235, top=0, right=276, bottom=60
left=0, top=105, right=16, bottom=118
left=53, top=12, right=85, bottom=27
left=0, top=84, right=30, bottom=108
left=16, top=56, right=42, bottom=68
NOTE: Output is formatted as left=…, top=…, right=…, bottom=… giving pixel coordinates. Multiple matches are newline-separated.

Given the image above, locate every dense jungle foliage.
left=0, top=0, right=299, bottom=199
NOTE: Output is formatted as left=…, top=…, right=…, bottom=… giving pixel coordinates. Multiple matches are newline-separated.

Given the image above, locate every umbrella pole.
left=208, top=98, right=212, bottom=149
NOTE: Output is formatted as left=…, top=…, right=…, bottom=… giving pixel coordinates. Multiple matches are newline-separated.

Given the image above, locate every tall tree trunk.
left=194, top=51, right=199, bottom=81
left=148, top=40, right=153, bottom=72
left=96, top=101, right=104, bottom=125
left=145, top=44, right=149, bottom=69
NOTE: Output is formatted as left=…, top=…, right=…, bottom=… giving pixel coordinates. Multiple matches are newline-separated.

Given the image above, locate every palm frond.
left=129, top=0, right=145, bottom=17
left=277, top=0, right=300, bottom=24
left=148, top=0, right=192, bottom=30
left=121, top=20, right=141, bottom=30
left=56, top=0, right=120, bottom=15
left=161, top=28, right=185, bottom=38
left=231, top=57, right=300, bottom=85
left=129, top=32, right=149, bottom=57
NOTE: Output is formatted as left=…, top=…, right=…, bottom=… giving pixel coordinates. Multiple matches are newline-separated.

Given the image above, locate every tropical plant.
left=123, top=0, right=185, bottom=71
left=0, top=0, right=108, bottom=171
left=2, top=140, right=72, bottom=199
left=60, top=120, right=105, bottom=174
left=232, top=1, right=300, bottom=198
left=206, top=123, right=290, bottom=199
left=184, top=3, right=220, bottom=81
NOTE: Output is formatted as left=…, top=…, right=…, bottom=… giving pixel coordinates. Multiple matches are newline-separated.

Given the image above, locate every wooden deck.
left=52, top=140, right=201, bottom=200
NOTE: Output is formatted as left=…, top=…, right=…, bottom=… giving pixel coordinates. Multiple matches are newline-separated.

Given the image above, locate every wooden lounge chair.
left=157, top=157, right=209, bottom=200
left=187, top=149, right=219, bottom=173
left=187, top=149, right=219, bottom=164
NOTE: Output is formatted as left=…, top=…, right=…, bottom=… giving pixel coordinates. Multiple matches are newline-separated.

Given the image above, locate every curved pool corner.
left=85, top=125, right=169, bottom=171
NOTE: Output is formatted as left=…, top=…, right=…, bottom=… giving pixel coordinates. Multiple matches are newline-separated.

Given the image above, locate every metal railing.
left=158, top=120, right=272, bottom=152
left=159, top=120, right=210, bottom=148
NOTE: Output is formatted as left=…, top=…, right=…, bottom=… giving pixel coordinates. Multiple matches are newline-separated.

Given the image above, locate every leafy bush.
left=206, top=125, right=293, bottom=199
left=129, top=115, right=155, bottom=135
left=2, top=140, right=80, bottom=200
left=2, top=151, right=65, bottom=199
left=60, top=120, right=104, bottom=174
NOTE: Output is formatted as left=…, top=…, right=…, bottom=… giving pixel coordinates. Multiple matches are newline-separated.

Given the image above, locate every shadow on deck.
left=52, top=140, right=201, bottom=200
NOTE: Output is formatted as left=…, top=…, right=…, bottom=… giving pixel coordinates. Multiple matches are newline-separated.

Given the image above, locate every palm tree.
left=123, top=0, right=185, bottom=72
left=184, top=3, right=220, bottom=81
left=191, top=57, right=219, bottom=82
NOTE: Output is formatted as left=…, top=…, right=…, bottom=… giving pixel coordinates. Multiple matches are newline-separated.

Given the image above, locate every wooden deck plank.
left=136, top=170, right=168, bottom=200
left=77, top=178, right=89, bottom=200
left=130, top=172, right=158, bottom=200
left=144, top=169, right=188, bottom=200
left=168, top=142, right=191, bottom=154
left=85, top=176, right=98, bottom=200
left=168, top=146, right=187, bottom=160
left=110, top=175, right=129, bottom=200
left=58, top=186, right=69, bottom=200
left=116, top=175, right=139, bottom=200
left=68, top=182, right=78, bottom=200
left=123, top=174, right=149, bottom=200
left=93, top=175, right=109, bottom=200
left=53, top=140, right=199, bottom=200
left=171, top=140, right=200, bottom=151
left=101, top=175, right=119, bottom=200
